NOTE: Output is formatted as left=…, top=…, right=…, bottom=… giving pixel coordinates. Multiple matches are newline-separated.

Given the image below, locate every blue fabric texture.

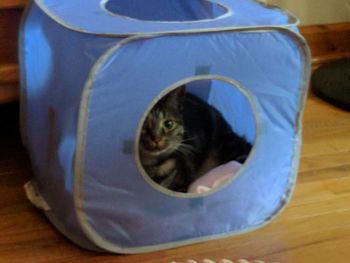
left=36, top=0, right=296, bottom=34
left=20, top=0, right=310, bottom=253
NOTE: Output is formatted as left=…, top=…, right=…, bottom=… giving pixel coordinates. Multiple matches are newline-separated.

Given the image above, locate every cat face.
left=139, top=87, right=185, bottom=157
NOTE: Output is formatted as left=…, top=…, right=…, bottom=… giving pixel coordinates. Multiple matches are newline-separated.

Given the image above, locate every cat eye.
left=163, top=120, right=175, bottom=130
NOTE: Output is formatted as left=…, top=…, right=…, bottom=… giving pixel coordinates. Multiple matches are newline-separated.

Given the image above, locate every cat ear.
left=163, top=86, right=186, bottom=111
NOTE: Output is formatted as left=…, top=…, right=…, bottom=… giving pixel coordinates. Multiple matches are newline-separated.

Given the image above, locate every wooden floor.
left=0, top=92, right=350, bottom=263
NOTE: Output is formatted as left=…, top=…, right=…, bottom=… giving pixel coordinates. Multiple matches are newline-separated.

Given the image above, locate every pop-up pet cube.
left=20, top=0, right=310, bottom=253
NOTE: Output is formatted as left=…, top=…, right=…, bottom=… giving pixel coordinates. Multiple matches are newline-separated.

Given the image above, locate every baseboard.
left=0, top=0, right=26, bottom=9
left=0, top=5, right=22, bottom=104
left=299, top=22, right=350, bottom=69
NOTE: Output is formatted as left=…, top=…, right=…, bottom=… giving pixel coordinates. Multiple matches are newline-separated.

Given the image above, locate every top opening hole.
left=102, top=0, right=229, bottom=22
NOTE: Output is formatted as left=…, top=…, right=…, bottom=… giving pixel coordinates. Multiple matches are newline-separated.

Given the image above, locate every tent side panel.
left=19, top=2, right=120, bottom=247
left=76, top=30, right=309, bottom=252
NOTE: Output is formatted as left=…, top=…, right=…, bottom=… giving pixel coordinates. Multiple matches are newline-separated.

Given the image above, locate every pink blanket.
left=188, top=161, right=242, bottom=194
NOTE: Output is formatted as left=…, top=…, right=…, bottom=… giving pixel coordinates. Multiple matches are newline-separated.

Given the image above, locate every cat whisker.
left=181, top=144, right=197, bottom=152
left=175, top=143, right=197, bottom=156
left=181, top=136, right=198, bottom=143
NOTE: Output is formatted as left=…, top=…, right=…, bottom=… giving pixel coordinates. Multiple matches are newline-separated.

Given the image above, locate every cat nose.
left=153, top=137, right=162, bottom=143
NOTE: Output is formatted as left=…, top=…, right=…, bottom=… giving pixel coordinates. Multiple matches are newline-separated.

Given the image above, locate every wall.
left=267, top=0, right=350, bottom=25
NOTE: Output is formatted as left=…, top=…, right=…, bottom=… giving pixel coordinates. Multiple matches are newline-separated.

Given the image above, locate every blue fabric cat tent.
left=20, top=0, right=311, bottom=253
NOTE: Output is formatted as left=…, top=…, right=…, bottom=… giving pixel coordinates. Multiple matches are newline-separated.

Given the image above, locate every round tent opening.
left=137, top=78, right=257, bottom=196
left=102, top=0, right=229, bottom=22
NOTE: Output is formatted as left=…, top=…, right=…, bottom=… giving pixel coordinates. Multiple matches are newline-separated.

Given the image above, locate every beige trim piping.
left=134, top=75, right=259, bottom=199
left=73, top=27, right=311, bottom=253
left=33, top=0, right=299, bottom=37
left=44, top=210, right=104, bottom=252
left=18, top=0, right=311, bottom=255
left=18, top=0, right=33, bottom=148
left=100, top=0, right=232, bottom=24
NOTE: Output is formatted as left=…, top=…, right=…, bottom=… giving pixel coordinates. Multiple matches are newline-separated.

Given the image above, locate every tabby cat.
left=139, top=86, right=252, bottom=192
